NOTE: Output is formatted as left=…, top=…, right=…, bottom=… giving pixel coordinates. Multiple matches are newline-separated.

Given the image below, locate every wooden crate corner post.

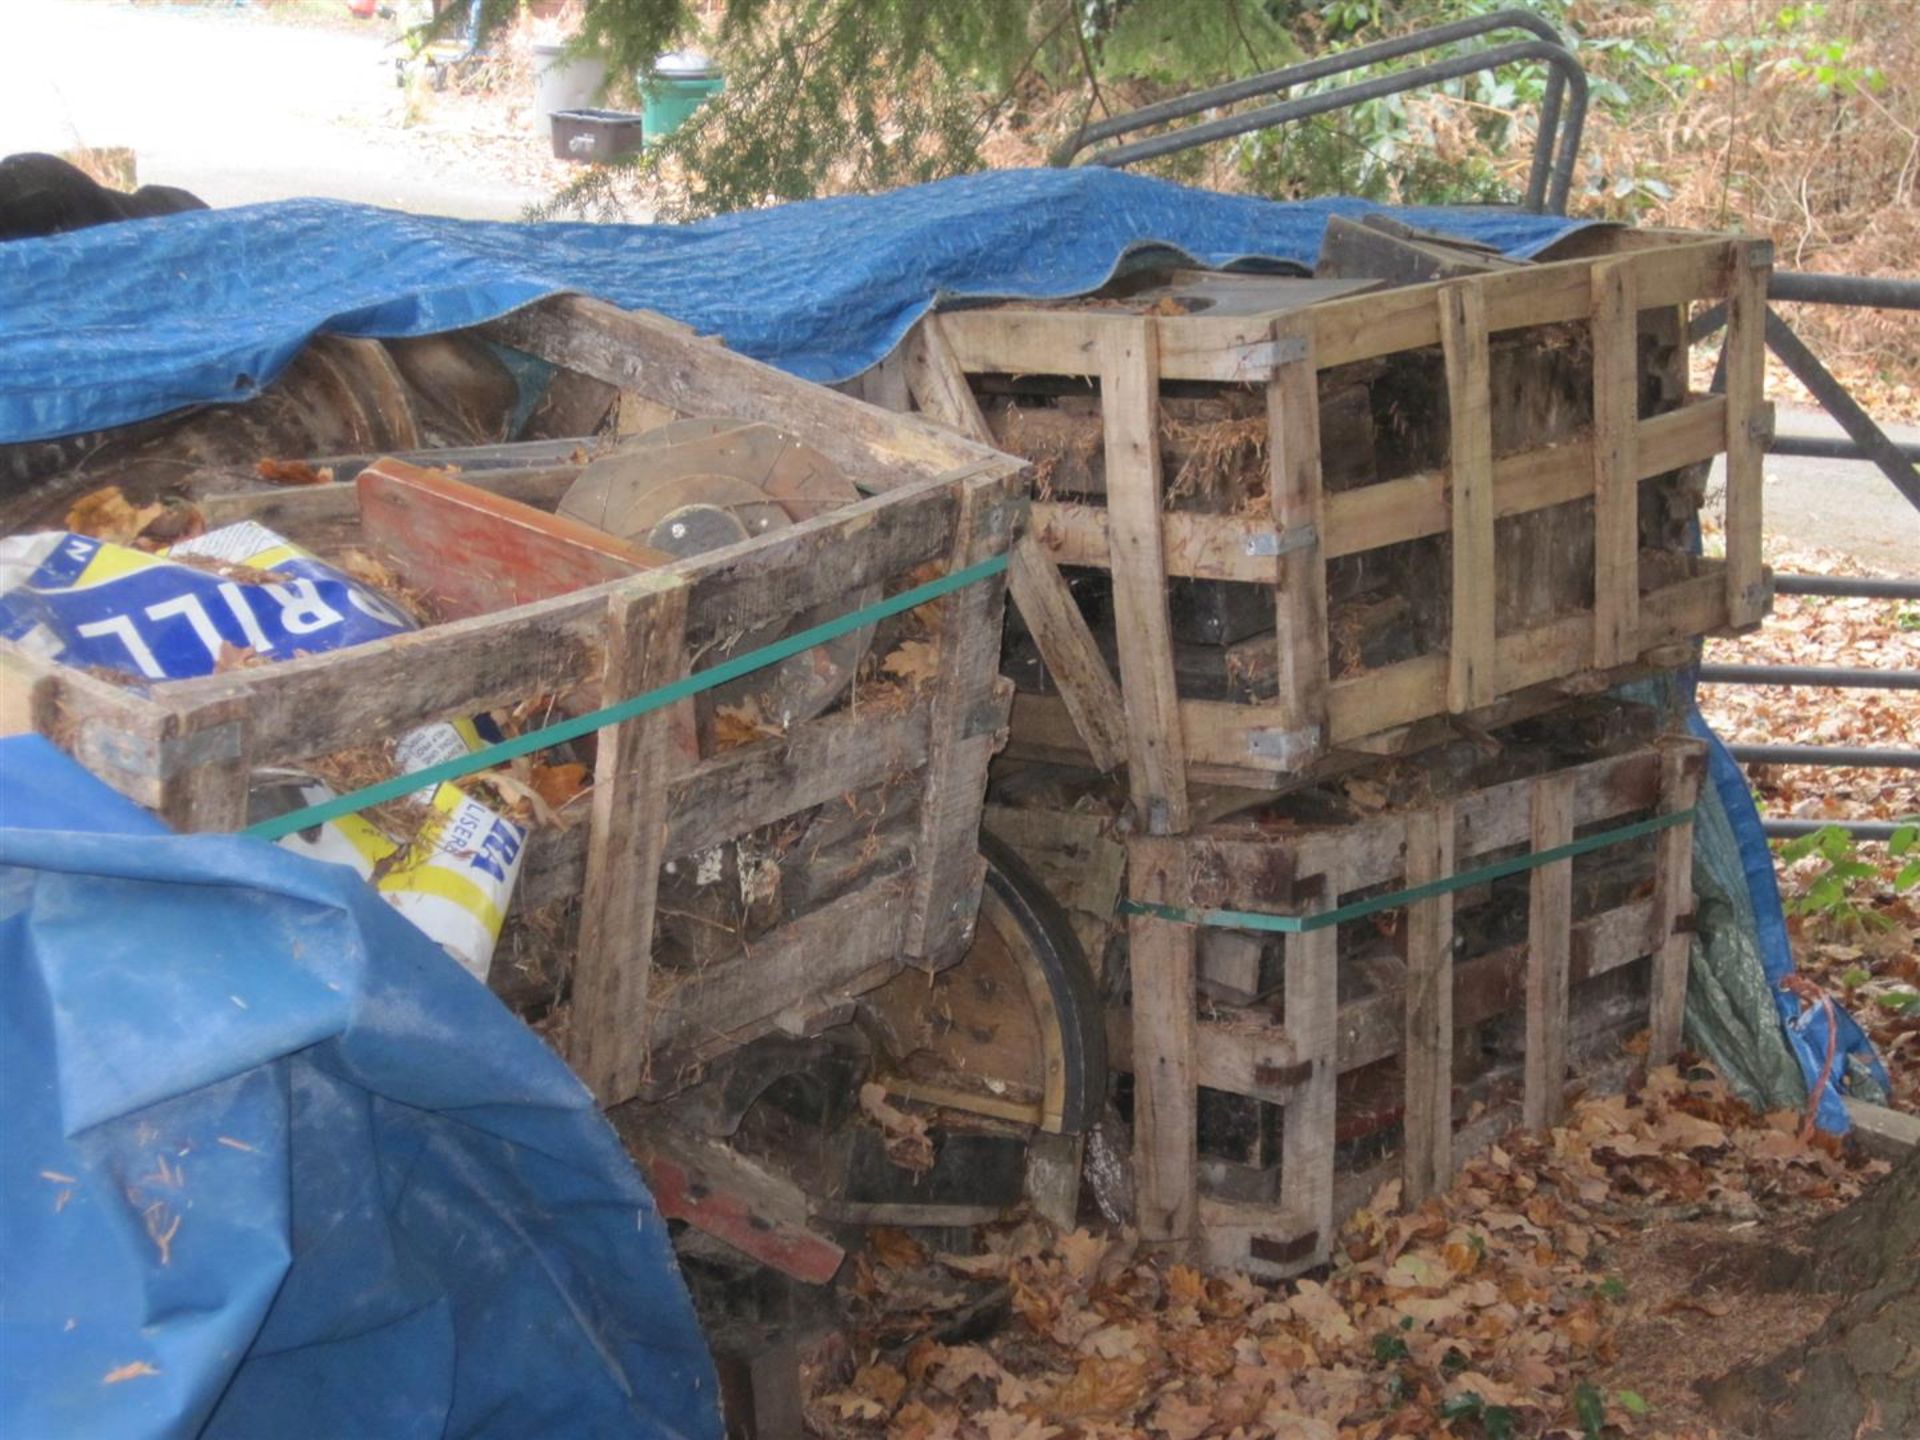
left=1264, top=315, right=1332, bottom=766
left=905, top=470, right=1019, bottom=969
left=1101, top=318, right=1191, bottom=834
left=1437, top=281, right=1498, bottom=714
left=1127, top=835, right=1199, bottom=1249
left=572, top=573, right=691, bottom=1107
left=1649, top=736, right=1707, bottom=1066
left=1523, top=771, right=1577, bottom=1131
left=1722, top=239, right=1773, bottom=630
left=1278, top=907, right=1338, bottom=1268
left=1401, top=803, right=1457, bottom=1204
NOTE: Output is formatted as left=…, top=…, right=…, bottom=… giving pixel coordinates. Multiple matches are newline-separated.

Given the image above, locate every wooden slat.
left=1440, top=282, right=1497, bottom=713
left=5, top=649, right=176, bottom=808
left=1591, top=259, right=1642, bottom=668
left=647, top=880, right=909, bottom=1056
left=902, top=314, right=1128, bottom=775
left=1723, top=242, right=1770, bottom=627
left=1008, top=538, right=1129, bottom=771
left=1265, top=318, right=1330, bottom=761
left=1128, top=862, right=1198, bottom=1247
left=1524, top=772, right=1575, bottom=1131
left=151, top=474, right=969, bottom=769
left=1309, top=238, right=1730, bottom=369
left=1029, top=394, right=1732, bottom=585
left=1324, top=470, right=1450, bottom=558
left=901, top=315, right=996, bottom=442
left=480, top=296, right=997, bottom=485
left=1649, top=739, right=1701, bottom=1064
left=514, top=699, right=935, bottom=910
left=1279, top=920, right=1337, bottom=1266
left=1100, top=319, right=1190, bottom=834
left=571, top=575, right=689, bottom=1105
left=905, top=472, right=1017, bottom=967
left=1401, top=804, right=1455, bottom=1204
left=356, top=459, right=666, bottom=620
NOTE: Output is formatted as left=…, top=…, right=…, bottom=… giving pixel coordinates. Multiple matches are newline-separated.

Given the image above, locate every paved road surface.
left=1715, top=408, right=1920, bottom=573
left=2, top=0, right=545, bottom=219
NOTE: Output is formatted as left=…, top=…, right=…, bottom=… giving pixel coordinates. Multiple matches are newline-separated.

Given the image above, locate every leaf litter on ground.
left=805, top=1062, right=1886, bottom=1439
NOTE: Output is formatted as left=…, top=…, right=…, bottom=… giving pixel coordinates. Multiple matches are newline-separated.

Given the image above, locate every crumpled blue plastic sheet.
left=1687, top=711, right=1890, bottom=1132
left=0, top=166, right=1588, bottom=444
left=0, top=735, right=721, bottom=1439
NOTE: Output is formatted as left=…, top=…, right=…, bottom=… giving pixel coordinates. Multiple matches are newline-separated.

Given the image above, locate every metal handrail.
left=1052, top=8, right=1587, bottom=214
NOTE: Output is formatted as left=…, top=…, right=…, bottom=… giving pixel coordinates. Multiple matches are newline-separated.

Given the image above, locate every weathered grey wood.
left=904, top=472, right=1017, bottom=968
left=1100, top=319, right=1190, bottom=834
left=156, top=696, right=253, bottom=833
left=1402, top=804, right=1456, bottom=1204
left=150, top=475, right=971, bottom=768
left=11, top=650, right=172, bottom=808
left=1524, top=771, right=1575, bottom=1130
left=1130, top=904, right=1198, bottom=1247
left=1265, top=317, right=1330, bottom=762
left=1007, top=537, right=1129, bottom=772
left=1844, top=1099, right=1920, bottom=1160
left=1590, top=259, right=1641, bottom=669
left=571, top=575, right=689, bottom=1106
left=1439, top=281, right=1497, bottom=713
left=646, top=880, right=910, bottom=1072
left=480, top=296, right=996, bottom=487
left=1649, top=739, right=1700, bottom=1065
left=1279, top=919, right=1337, bottom=1264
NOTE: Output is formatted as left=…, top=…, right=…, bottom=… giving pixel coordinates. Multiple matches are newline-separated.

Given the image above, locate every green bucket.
left=642, top=51, right=724, bottom=143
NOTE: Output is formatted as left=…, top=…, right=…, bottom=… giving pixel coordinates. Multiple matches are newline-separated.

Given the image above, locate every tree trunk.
left=1701, top=1149, right=1920, bottom=1439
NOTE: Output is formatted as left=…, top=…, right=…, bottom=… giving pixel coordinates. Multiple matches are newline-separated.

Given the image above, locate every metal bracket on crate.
left=1246, top=723, right=1323, bottom=765
left=1225, top=334, right=1310, bottom=379
left=1243, top=524, right=1319, bottom=560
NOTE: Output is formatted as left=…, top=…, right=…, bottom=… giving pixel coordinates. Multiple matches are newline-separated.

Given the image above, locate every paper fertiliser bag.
left=0, top=523, right=526, bottom=979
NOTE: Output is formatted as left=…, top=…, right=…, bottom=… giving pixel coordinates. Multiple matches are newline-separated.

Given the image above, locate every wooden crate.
left=10, top=297, right=1028, bottom=1109
left=1114, top=729, right=1706, bottom=1279
left=880, top=231, right=1768, bottom=834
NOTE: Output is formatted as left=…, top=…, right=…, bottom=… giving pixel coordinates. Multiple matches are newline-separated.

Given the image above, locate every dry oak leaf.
left=1056, top=1227, right=1111, bottom=1287
left=976, top=1410, right=1060, bottom=1440
left=528, top=762, right=589, bottom=812
left=66, top=486, right=167, bottom=545
left=890, top=1399, right=962, bottom=1440
left=1149, top=1388, right=1215, bottom=1440
left=858, top=1083, right=936, bottom=1173
left=852, top=1361, right=908, bottom=1413
left=1285, top=1279, right=1359, bottom=1347
left=1039, top=1356, right=1154, bottom=1420
left=255, top=458, right=333, bottom=486
left=882, top=639, right=942, bottom=689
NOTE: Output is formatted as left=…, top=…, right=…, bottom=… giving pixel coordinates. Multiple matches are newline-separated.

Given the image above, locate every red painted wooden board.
left=356, top=457, right=670, bottom=620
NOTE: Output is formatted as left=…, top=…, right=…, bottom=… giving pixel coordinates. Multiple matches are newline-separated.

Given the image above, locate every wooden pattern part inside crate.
left=899, top=232, right=1768, bottom=828
left=12, top=297, right=1027, bottom=1109
left=1119, top=733, right=1706, bottom=1280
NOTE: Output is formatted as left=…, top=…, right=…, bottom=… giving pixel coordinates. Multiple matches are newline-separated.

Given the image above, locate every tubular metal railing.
left=1052, top=8, right=1586, bottom=214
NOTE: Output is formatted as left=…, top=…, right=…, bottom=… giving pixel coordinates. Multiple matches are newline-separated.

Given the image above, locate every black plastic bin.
left=550, top=109, right=645, bottom=163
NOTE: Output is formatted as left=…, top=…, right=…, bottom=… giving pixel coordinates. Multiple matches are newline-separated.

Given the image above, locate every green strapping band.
left=1121, top=806, right=1695, bottom=934
left=242, top=552, right=1011, bottom=842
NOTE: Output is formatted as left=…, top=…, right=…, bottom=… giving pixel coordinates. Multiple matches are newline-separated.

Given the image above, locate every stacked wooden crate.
left=10, top=297, right=1027, bottom=1113
left=876, top=226, right=1769, bottom=1272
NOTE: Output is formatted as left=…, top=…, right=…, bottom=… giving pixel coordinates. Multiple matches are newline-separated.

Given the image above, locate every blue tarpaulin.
left=0, top=166, right=1591, bottom=445
left=0, top=735, right=721, bottom=1439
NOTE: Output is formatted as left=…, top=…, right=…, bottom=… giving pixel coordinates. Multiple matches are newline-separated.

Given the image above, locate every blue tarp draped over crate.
left=0, top=166, right=1592, bottom=444
left=0, top=736, right=722, bottom=1440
